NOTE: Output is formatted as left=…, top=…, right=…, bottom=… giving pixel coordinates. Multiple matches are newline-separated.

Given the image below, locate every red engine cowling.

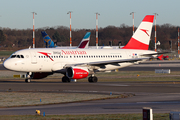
left=66, top=66, right=89, bottom=79
left=31, top=72, right=53, bottom=79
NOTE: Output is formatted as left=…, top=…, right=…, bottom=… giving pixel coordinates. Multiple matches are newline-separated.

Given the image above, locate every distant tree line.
left=0, top=23, right=179, bottom=51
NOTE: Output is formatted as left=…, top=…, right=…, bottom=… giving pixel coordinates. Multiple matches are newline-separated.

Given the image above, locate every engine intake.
left=66, top=66, right=89, bottom=79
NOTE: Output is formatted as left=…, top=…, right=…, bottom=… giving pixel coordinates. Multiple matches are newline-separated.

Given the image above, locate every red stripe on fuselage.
left=122, top=38, right=149, bottom=50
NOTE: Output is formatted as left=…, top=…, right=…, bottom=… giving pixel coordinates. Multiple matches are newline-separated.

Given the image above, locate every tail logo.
left=140, top=29, right=149, bottom=36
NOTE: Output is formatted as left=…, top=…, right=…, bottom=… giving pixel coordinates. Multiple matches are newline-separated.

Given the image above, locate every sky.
left=0, top=0, right=180, bottom=30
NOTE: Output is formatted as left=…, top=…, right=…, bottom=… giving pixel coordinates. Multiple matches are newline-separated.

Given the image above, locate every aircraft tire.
left=88, top=77, right=93, bottom=82
left=62, top=76, right=70, bottom=83
left=25, top=79, right=31, bottom=83
left=88, top=76, right=98, bottom=83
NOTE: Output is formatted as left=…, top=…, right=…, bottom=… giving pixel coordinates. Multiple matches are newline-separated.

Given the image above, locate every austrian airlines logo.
left=140, top=29, right=149, bottom=36
left=38, top=52, right=54, bottom=61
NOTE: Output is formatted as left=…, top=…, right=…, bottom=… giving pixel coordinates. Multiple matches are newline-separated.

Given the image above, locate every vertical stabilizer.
left=41, top=31, right=54, bottom=48
left=122, top=15, right=154, bottom=50
left=77, top=32, right=91, bottom=48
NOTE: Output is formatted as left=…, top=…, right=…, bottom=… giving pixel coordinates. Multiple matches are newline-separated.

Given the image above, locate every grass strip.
left=0, top=92, right=133, bottom=108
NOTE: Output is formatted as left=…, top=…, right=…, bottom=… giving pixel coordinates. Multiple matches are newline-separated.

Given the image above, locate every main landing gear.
left=88, top=76, right=98, bottom=83
left=62, top=76, right=70, bottom=83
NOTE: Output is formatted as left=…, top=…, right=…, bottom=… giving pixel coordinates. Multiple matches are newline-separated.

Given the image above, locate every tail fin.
left=77, top=32, right=91, bottom=48
left=122, top=15, right=154, bottom=50
left=41, top=31, right=55, bottom=48
left=157, top=54, right=163, bottom=60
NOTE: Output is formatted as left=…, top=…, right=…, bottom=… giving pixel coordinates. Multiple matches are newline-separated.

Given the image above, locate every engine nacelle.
left=66, top=66, right=89, bottom=79
left=30, top=72, right=53, bottom=79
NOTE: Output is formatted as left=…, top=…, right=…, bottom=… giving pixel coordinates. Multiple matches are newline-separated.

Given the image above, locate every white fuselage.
left=3, top=48, right=156, bottom=73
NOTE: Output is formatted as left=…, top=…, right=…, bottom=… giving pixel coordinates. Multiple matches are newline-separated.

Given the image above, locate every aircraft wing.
left=64, top=57, right=150, bottom=67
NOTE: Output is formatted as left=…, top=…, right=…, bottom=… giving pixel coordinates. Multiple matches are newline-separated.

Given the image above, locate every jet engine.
left=66, top=66, right=89, bottom=79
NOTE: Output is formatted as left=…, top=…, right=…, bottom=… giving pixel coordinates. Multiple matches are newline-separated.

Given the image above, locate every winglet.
left=77, top=32, right=91, bottom=48
left=41, top=31, right=55, bottom=48
left=122, top=15, right=154, bottom=50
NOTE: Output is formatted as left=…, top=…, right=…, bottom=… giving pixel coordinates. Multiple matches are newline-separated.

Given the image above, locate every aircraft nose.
left=3, top=59, right=11, bottom=70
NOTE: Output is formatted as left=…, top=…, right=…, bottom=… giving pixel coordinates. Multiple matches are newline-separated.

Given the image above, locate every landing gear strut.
left=62, top=76, right=70, bottom=83
left=88, top=76, right=98, bottom=83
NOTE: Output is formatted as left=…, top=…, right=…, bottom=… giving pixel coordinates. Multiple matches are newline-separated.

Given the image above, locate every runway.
left=0, top=82, right=180, bottom=115
left=0, top=60, right=180, bottom=115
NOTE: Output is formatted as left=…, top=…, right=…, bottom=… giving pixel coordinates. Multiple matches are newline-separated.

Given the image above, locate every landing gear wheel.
left=88, top=76, right=98, bottom=83
left=62, top=76, right=70, bottom=83
left=25, top=79, right=31, bottom=83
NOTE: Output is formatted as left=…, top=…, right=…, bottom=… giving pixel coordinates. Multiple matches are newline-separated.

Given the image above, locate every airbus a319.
left=3, top=15, right=157, bottom=83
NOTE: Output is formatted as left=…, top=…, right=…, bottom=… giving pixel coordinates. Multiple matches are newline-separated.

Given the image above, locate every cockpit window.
left=11, top=55, right=16, bottom=58
left=21, top=55, right=24, bottom=58
left=10, top=54, right=24, bottom=58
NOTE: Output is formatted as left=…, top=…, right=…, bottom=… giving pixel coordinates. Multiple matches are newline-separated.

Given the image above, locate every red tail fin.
left=122, top=15, right=154, bottom=50
left=158, top=54, right=163, bottom=60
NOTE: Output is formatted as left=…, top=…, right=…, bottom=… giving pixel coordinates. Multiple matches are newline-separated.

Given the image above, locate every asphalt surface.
left=0, top=82, right=180, bottom=115
left=0, top=60, right=180, bottom=115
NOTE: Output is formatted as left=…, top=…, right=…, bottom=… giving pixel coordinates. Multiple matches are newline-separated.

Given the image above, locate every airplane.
left=42, top=31, right=90, bottom=49
left=3, top=15, right=157, bottom=83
